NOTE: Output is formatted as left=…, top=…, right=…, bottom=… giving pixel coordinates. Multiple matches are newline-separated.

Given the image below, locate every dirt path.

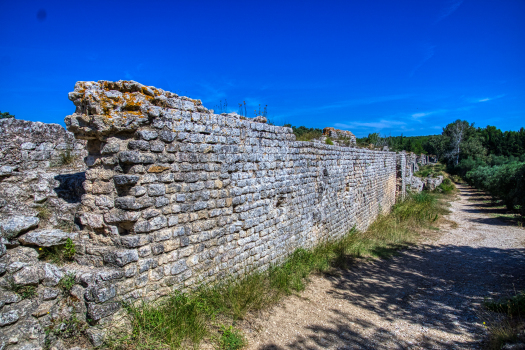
left=241, top=185, right=525, bottom=349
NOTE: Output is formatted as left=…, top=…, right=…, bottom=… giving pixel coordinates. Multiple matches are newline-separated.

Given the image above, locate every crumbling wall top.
left=65, top=80, right=213, bottom=140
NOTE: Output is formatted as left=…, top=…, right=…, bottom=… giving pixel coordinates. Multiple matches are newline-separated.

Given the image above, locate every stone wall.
left=0, top=80, right=416, bottom=349
left=0, top=119, right=87, bottom=172
left=66, top=80, right=398, bottom=285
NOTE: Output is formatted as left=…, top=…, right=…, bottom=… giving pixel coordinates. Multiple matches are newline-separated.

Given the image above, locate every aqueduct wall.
left=0, top=80, right=438, bottom=349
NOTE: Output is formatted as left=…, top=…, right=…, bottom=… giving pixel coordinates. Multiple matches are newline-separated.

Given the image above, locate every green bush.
left=465, top=162, right=525, bottom=214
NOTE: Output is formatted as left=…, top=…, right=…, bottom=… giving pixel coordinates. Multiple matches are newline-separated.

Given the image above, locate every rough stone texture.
left=0, top=118, right=87, bottom=171
left=0, top=216, right=40, bottom=239
left=18, top=229, right=76, bottom=247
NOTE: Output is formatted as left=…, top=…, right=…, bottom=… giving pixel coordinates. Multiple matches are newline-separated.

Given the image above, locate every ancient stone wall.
left=65, top=80, right=398, bottom=288
left=0, top=80, right=414, bottom=349
left=0, top=119, right=87, bottom=172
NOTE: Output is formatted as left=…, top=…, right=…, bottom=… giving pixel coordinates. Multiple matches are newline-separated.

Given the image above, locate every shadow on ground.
left=257, top=244, right=525, bottom=350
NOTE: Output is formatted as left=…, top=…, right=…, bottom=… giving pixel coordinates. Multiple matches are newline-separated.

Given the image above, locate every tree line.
left=358, top=120, right=525, bottom=215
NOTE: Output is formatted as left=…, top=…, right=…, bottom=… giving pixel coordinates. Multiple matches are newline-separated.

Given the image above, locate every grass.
left=44, top=314, right=88, bottom=349
left=438, top=178, right=456, bottom=194
left=482, top=291, right=525, bottom=349
left=107, top=191, right=451, bottom=350
left=38, top=238, right=76, bottom=264
left=59, top=273, right=77, bottom=294
left=57, top=220, right=76, bottom=233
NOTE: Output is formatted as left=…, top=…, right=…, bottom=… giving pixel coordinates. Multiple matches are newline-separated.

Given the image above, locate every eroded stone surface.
left=0, top=216, right=39, bottom=239
left=18, top=229, right=73, bottom=247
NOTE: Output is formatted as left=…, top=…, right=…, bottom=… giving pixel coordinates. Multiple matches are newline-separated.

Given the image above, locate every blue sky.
left=0, top=0, right=524, bottom=137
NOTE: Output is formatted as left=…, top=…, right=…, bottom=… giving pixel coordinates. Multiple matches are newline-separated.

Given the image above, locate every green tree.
left=0, top=111, right=15, bottom=119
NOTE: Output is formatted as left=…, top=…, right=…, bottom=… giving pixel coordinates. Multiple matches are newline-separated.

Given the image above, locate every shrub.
left=0, top=111, right=15, bottom=119
left=465, top=162, right=525, bottom=213
left=485, top=291, right=525, bottom=316
left=51, top=149, right=76, bottom=167
left=325, top=137, right=333, bottom=145
left=58, top=273, right=77, bottom=294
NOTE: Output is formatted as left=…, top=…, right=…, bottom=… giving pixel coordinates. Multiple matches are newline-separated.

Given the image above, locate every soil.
left=240, top=185, right=525, bottom=349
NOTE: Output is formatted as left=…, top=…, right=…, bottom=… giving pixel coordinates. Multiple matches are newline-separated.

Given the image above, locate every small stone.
left=0, top=310, right=19, bottom=326
left=101, top=142, right=120, bottom=154
left=87, top=283, right=116, bottom=303
left=130, top=186, right=147, bottom=197
left=103, top=249, right=139, bottom=267
left=32, top=301, right=55, bottom=317
left=147, top=184, right=166, bottom=197
left=147, top=165, right=170, bottom=173
left=18, top=229, right=72, bottom=247
left=42, top=263, right=64, bottom=287
left=80, top=213, right=104, bottom=229
left=119, top=151, right=141, bottom=164
left=20, top=142, right=36, bottom=150
left=113, top=175, right=140, bottom=186
left=12, top=266, right=41, bottom=285
left=121, top=235, right=151, bottom=248
left=0, top=216, right=40, bottom=239
left=159, top=131, right=176, bottom=142
left=87, top=302, right=120, bottom=321
left=0, top=165, right=17, bottom=177
left=85, top=327, right=106, bottom=347
left=138, top=130, right=158, bottom=140
left=42, top=288, right=60, bottom=301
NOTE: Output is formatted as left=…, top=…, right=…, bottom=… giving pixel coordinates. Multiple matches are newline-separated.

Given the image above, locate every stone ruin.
left=322, top=127, right=357, bottom=146
left=0, top=80, right=442, bottom=349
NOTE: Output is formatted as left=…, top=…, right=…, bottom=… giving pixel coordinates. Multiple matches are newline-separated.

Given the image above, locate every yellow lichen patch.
left=147, top=165, right=171, bottom=173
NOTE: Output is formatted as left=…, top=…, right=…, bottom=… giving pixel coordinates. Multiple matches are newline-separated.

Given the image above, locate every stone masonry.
left=0, top=80, right=439, bottom=349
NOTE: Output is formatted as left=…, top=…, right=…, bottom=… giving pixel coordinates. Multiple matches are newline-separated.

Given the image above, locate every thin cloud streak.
left=278, top=94, right=414, bottom=118
left=335, top=119, right=407, bottom=130
left=410, top=44, right=436, bottom=77
left=473, top=94, right=506, bottom=103
left=435, top=0, right=463, bottom=23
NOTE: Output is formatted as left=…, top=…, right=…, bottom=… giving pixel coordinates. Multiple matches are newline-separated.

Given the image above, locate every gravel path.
left=241, top=185, right=525, bottom=349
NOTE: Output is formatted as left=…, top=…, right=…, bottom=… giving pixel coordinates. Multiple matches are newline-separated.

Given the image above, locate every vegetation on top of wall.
left=1, top=110, right=15, bottom=119
left=284, top=124, right=323, bottom=141
left=107, top=191, right=451, bottom=350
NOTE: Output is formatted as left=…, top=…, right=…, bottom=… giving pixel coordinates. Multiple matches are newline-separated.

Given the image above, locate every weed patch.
left=8, top=280, right=37, bottom=299
left=37, top=203, right=52, bottom=221
left=482, top=291, right=525, bottom=349
left=217, top=325, right=245, bottom=350
left=39, top=238, right=76, bottom=264
left=59, top=273, right=76, bottom=294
